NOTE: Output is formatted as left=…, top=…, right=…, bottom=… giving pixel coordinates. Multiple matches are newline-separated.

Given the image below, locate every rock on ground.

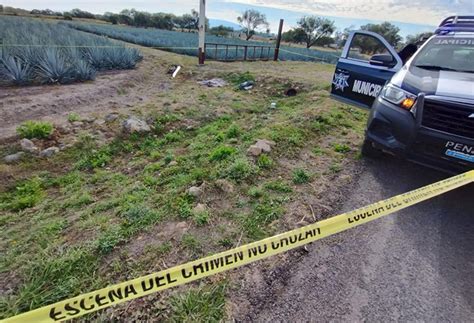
left=215, top=179, right=235, bottom=194
left=40, top=147, right=60, bottom=158
left=20, top=139, right=39, bottom=153
left=4, top=152, right=25, bottom=164
left=193, top=203, right=207, bottom=214
left=247, top=139, right=276, bottom=157
left=122, top=116, right=151, bottom=134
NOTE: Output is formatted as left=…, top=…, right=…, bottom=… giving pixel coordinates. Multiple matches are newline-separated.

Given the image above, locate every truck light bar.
left=435, top=15, right=474, bottom=34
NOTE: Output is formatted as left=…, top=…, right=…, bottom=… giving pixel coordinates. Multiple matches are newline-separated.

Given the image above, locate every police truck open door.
left=330, top=31, right=404, bottom=109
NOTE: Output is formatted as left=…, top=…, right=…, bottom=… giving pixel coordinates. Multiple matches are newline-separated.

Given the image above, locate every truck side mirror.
left=369, top=54, right=396, bottom=67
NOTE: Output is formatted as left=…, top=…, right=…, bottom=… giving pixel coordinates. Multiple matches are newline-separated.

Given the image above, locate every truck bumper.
left=365, top=97, right=474, bottom=174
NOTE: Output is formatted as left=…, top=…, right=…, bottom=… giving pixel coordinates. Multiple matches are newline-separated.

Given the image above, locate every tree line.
left=2, top=5, right=432, bottom=47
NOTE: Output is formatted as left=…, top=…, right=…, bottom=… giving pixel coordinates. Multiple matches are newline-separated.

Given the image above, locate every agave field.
left=0, top=16, right=142, bottom=86
left=66, top=22, right=340, bottom=63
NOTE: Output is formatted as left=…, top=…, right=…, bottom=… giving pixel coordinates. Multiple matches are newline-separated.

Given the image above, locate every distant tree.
left=405, top=32, right=433, bottom=45
left=360, top=21, right=402, bottom=48
left=103, top=12, right=119, bottom=24
left=282, top=28, right=306, bottom=44
left=69, top=8, right=95, bottom=19
left=297, top=16, right=335, bottom=48
left=133, top=11, right=152, bottom=27
left=210, top=25, right=234, bottom=37
left=237, top=9, right=269, bottom=40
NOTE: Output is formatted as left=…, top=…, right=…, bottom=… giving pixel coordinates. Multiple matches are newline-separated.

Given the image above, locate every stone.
left=188, top=186, right=203, bottom=197
left=4, top=152, right=25, bottom=164
left=257, top=139, right=276, bottom=146
left=168, top=160, right=178, bottom=166
left=72, top=121, right=84, bottom=127
left=105, top=113, right=119, bottom=122
left=40, top=147, right=60, bottom=158
left=254, top=140, right=271, bottom=153
left=93, top=119, right=106, bottom=126
left=122, top=117, right=151, bottom=134
left=247, top=145, right=263, bottom=157
left=215, top=179, right=234, bottom=194
left=193, top=203, right=207, bottom=214
left=20, top=138, right=39, bottom=153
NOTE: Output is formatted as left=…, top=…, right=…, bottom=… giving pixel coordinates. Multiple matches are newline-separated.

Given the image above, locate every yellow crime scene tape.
left=3, top=170, right=473, bottom=322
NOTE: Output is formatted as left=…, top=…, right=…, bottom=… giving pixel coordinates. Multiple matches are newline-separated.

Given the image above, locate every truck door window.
left=347, top=34, right=393, bottom=62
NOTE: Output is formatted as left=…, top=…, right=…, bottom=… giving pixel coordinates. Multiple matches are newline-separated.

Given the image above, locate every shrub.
left=257, top=154, right=273, bottom=169
left=16, top=120, right=54, bottom=139
left=209, top=146, right=236, bottom=161
left=194, top=210, right=210, bottom=226
left=292, top=169, right=311, bottom=184
left=1, top=178, right=44, bottom=211
left=224, top=159, right=255, bottom=181
left=334, top=143, right=351, bottom=153
left=67, top=113, right=80, bottom=122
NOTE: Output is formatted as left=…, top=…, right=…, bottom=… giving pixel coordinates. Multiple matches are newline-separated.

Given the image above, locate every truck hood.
left=391, top=65, right=474, bottom=101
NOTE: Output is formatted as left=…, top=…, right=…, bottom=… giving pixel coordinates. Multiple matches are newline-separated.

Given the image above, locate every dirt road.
left=234, top=158, right=474, bottom=321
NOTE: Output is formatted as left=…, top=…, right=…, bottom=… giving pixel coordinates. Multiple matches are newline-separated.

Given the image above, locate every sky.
left=3, top=0, right=474, bottom=37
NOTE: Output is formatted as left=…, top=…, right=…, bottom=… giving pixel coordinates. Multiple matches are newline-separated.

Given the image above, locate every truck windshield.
left=412, top=37, right=474, bottom=73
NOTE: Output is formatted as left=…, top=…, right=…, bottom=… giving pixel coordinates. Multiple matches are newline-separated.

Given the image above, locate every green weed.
left=16, top=121, right=53, bottom=139
left=264, top=180, right=292, bottom=193
left=333, top=143, right=351, bottom=153
left=256, top=154, right=273, bottom=169
left=209, top=146, right=236, bottom=162
left=67, top=113, right=81, bottom=122
left=223, top=158, right=255, bottom=182
left=169, top=283, right=227, bottom=322
left=292, top=169, right=311, bottom=184
left=0, top=177, right=44, bottom=211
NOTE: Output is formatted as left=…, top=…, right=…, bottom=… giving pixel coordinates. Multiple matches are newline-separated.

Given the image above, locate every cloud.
left=224, top=0, right=474, bottom=25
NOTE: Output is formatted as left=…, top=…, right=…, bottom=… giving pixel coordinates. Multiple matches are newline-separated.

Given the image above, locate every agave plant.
left=0, top=55, right=33, bottom=86
left=36, top=48, right=74, bottom=84
left=74, top=59, right=96, bottom=81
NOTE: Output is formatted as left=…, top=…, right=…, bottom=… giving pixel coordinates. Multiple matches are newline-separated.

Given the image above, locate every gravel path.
left=234, top=158, right=474, bottom=322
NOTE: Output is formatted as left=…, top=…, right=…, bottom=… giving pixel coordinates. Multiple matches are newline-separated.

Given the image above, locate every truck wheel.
left=361, top=139, right=383, bottom=158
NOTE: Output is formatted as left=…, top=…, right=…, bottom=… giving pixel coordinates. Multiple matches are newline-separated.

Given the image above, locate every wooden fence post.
left=274, top=19, right=284, bottom=61
left=198, top=0, right=206, bottom=64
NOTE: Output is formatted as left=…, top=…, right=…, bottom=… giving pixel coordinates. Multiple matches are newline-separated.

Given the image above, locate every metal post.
left=244, top=46, right=248, bottom=61
left=198, top=0, right=206, bottom=64
left=274, top=19, right=284, bottom=61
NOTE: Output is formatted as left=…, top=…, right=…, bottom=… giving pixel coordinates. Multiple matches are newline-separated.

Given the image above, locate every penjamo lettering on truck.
left=352, top=80, right=383, bottom=98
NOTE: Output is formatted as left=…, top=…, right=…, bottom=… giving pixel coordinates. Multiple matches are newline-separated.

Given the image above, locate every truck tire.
left=361, top=139, right=383, bottom=158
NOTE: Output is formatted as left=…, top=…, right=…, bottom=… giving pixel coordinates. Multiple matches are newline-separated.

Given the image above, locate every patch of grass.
left=227, top=71, right=255, bottom=85
left=222, top=158, right=256, bottom=182
left=67, top=113, right=81, bottom=122
left=333, top=143, right=351, bottom=153
left=256, top=154, right=273, bottom=169
left=312, top=147, right=323, bottom=156
left=76, top=147, right=112, bottom=170
left=292, top=169, right=311, bottom=184
left=0, top=177, right=44, bottom=211
left=329, top=163, right=342, bottom=173
left=181, top=234, right=202, bottom=256
left=3, top=247, right=100, bottom=317
left=264, top=180, right=292, bottom=193
left=209, top=146, right=236, bottom=162
left=96, top=227, right=125, bottom=254
left=16, top=120, right=53, bottom=139
left=193, top=210, right=210, bottom=226
left=226, top=124, right=240, bottom=139
left=176, top=196, right=193, bottom=219
left=169, top=283, right=227, bottom=322
left=248, top=187, right=264, bottom=198
left=242, top=200, right=284, bottom=239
